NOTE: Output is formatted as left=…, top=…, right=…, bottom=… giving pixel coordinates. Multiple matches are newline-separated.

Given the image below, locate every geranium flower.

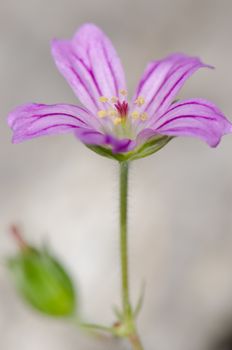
left=8, top=23, right=232, bottom=161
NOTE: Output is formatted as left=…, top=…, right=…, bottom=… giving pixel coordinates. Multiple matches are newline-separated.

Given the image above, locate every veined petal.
left=51, top=24, right=126, bottom=114
left=75, top=128, right=135, bottom=153
left=132, top=53, right=211, bottom=119
left=8, top=103, right=99, bottom=143
left=151, top=98, right=232, bottom=147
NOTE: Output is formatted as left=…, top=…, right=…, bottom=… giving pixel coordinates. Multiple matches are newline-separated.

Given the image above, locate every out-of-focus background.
left=1, top=0, right=232, bottom=349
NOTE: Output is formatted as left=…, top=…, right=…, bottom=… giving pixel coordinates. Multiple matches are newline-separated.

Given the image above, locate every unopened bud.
left=7, top=226, right=76, bottom=317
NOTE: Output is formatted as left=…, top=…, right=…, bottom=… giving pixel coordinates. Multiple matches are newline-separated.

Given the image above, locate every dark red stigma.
left=115, top=100, right=129, bottom=117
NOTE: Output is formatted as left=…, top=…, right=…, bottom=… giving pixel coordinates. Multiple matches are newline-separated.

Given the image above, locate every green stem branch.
left=79, top=322, right=114, bottom=334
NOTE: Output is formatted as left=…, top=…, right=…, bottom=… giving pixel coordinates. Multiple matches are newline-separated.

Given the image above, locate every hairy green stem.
left=119, top=161, right=144, bottom=350
left=74, top=161, right=145, bottom=349
left=119, top=161, right=131, bottom=318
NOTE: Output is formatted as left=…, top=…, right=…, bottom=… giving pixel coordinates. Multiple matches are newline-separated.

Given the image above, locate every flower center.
left=97, top=90, right=149, bottom=138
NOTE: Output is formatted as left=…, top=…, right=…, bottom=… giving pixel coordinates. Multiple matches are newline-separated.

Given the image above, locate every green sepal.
left=7, top=246, right=76, bottom=317
left=129, top=135, right=173, bottom=161
left=86, top=135, right=173, bottom=162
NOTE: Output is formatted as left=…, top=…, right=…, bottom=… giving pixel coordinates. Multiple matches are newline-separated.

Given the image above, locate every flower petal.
left=132, top=53, right=211, bottom=118
left=75, top=128, right=136, bottom=153
left=8, top=103, right=99, bottom=143
left=151, top=98, right=232, bottom=147
left=51, top=24, right=126, bottom=114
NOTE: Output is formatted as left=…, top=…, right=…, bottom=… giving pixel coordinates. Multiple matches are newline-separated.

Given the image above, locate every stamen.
left=108, top=109, right=117, bottom=117
left=99, top=96, right=108, bottom=103
left=113, top=117, right=122, bottom=125
left=131, top=111, right=140, bottom=119
left=98, top=110, right=107, bottom=118
left=135, top=96, right=145, bottom=106
left=111, top=96, right=118, bottom=103
left=140, top=112, right=148, bottom=121
left=120, top=89, right=127, bottom=96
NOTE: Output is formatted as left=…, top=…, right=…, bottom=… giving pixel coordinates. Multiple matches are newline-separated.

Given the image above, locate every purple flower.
left=8, top=23, right=232, bottom=160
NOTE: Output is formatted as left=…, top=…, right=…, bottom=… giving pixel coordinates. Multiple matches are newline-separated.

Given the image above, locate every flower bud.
left=7, top=226, right=76, bottom=317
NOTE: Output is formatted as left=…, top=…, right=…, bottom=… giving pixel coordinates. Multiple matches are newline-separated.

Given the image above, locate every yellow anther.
left=140, top=112, right=148, bottom=121
left=111, top=96, right=118, bottom=103
left=108, top=109, right=117, bottom=117
left=135, top=96, right=145, bottom=106
left=131, top=111, right=140, bottom=119
left=98, top=110, right=107, bottom=118
left=113, top=117, right=122, bottom=125
left=99, top=96, right=108, bottom=103
left=120, top=89, right=128, bottom=96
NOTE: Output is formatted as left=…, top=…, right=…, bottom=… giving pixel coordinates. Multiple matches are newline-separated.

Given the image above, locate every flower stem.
left=119, top=161, right=144, bottom=350
left=119, top=161, right=131, bottom=319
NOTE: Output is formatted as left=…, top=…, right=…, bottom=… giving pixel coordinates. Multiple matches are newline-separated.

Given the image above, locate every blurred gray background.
left=1, top=0, right=232, bottom=349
